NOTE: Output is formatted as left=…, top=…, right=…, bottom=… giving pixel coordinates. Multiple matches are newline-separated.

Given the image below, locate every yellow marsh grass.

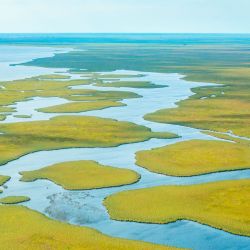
left=37, top=74, right=71, bottom=80
left=145, top=98, right=250, bottom=138
left=37, top=100, right=125, bottom=113
left=183, top=66, right=250, bottom=86
left=0, top=175, right=10, bottom=186
left=0, top=106, right=13, bottom=112
left=203, top=131, right=250, bottom=147
left=136, top=140, right=250, bottom=176
left=145, top=63, right=250, bottom=139
left=0, top=196, right=30, bottom=204
left=0, top=116, right=176, bottom=166
left=96, top=73, right=144, bottom=79
left=1, top=78, right=90, bottom=92
left=0, top=115, right=6, bottom=121
left=104, top=179, right=250, bottom=237
left=96, top=81, right=165, bottom=89
left=13, top=114, right=32, bottom=119
left=20, top=160, right=140, bottom=190
left=0, top=77, right=139, bottom=114
left=67, top=90, right=139, bottom=102
left=0, top=206, right=181, bottom=250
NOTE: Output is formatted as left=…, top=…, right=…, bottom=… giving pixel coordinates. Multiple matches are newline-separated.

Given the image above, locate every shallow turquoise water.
left=0, top=45, right=70, bottom=81
left=1, top=33, right=250, bottom=45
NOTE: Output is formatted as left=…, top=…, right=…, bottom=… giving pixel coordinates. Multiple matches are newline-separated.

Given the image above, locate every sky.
left=0, top=0, right=250, bottom=33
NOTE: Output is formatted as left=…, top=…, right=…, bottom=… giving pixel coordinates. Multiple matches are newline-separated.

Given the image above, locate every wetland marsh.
left=0, top=35, right=249, bottom=250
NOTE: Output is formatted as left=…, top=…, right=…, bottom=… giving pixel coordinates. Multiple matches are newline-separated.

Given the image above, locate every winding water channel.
left=0, top=46, right=250, bottom=250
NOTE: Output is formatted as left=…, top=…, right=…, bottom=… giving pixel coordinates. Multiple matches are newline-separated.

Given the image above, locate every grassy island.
left=13, top=115, right=32, bottom=119
left=20, top=160, right=140, bottom=190
left=0, top=115, right=177, bottom=166
left=0, top=205, right=181, bottom=250
left=104, top=179, right=250, bottom=237
left=0, top=175, right=11, bottom=186
left=0, top=76, right=140, bottom=117
left=0, top=115, right=6, bottom=121
left=37, top=74, right=71, bottom=80
left=136, top=140, right=250, bottom=176
left=95, top=81, right=165, bottom=89
left=0, top=196, right=30, bottom=204
left=37, top=100, right=125, bottom=113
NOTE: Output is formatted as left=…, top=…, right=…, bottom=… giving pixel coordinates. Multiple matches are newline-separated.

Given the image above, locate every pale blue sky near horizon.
left=0, top=0, right=249, bottom=33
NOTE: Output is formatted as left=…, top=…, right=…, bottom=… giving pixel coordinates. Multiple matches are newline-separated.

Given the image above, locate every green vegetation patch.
left=0, top=78, right=139, bottom=103
left=136, top=140, right=250, bottom=176
left=0, top=78, right=91, bottom=92
left=145, top=88, right=250, bottom=138
left=0, top=78, right=91, bottom=113
left=204, top=131, right=250, bottom=146
left=96, top=81, right=165, bottom=89
left=20, top=160, right=140, bottom=190
left=0, top=115, right=176, bottom=166
left=0, top=115, right=6, bottom=121
left=13, top=115, right=32, bottom=119
left=0, top=76, right=140, bottom=118
left=97, top=74, right=145, bottom=79
left=0, top=206, right=179, bottom=250
left=104, top=179, right=250, bottom=237
left=67, top=90, right=140, bottom=102
left=0, top=175, right=10, bottom=186
left=0, top=106, right=14, bottom=113
left=0, top=196, right=30, bottom=204
left=37, top=100, right=125, bottom=113
left=37, top=74, right=71, bottom=80
left=23, top=44, right=250, bottom=138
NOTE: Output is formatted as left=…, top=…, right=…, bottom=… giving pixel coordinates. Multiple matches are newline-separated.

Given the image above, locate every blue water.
left=0, top=33, right=250, bottom=45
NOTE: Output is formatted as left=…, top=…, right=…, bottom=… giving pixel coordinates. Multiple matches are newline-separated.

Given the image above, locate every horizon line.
left=0, top=32, right=250, bottom=35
